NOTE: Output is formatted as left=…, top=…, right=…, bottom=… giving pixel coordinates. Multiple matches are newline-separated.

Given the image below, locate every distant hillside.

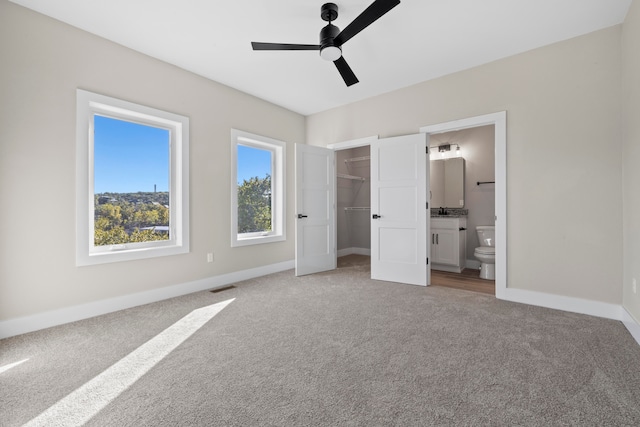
left=96, top=191, right=169, bottom=206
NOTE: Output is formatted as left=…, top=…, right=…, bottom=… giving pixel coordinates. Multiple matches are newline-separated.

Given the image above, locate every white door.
left=371, top=133, right=430, bottom=286
left=295, top=144, right=336, bottom=276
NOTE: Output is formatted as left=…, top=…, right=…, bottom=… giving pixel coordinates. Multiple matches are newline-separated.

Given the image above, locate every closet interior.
left=336, top=146, right=371, bottom=256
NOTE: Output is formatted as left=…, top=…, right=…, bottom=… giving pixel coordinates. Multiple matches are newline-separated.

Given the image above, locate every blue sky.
left=94, top=115, right=272, bottom=193
left=237, top=145, right=271, bottom=184
left=94, top=115, right=170, bottom=193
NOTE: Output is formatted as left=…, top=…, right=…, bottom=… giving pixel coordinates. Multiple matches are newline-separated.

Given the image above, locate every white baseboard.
left=4, top=258, right=638, bottom=348
left=337, top=247, right=371, bottom=257
left=498, top=288, right=639, bottom=346
left=499, top=287, right=623, bottom=320
left=622, top=308, right=640, bottom=346
left=0, top=260, right=294, bottom=340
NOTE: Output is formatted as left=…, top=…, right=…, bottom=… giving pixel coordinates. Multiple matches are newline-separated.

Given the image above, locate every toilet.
left=474, top=225, right=496, bottom=280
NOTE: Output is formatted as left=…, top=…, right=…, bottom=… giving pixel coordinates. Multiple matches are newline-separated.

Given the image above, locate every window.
left=231, top=129, right=285, bottom=247
left=76, top=89, right=189, bottom=266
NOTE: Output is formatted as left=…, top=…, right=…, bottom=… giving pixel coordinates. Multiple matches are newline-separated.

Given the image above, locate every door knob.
left=297, top=214, right=308, bottom=219
left=372, top=214, right=381, bottom=219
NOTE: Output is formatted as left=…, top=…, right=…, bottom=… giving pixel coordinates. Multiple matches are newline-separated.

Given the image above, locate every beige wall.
left=307, top=27, right=623, bottom=304
left=622, top=1, right=640, bottom=322
left=0, top=1, right=305, bottom=320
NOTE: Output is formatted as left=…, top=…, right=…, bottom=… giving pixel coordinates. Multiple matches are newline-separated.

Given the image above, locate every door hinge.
left=426, top=147, right=429, bottom=154
left=426, top=202, right=429, bottom=209
left=426, top=257, right=429, bottom=265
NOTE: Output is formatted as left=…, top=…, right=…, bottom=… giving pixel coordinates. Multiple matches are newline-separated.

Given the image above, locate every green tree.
left=94, top=197, right=170, bottom=246
left=95, top=203, right=122, bottom=228
left=129, top=229, right=168, bottom=243
left=133, top=209, right=160, bottom=228
left=238, top=175, right=272, bottom=233
left=94, top=225, right=129, bottom=246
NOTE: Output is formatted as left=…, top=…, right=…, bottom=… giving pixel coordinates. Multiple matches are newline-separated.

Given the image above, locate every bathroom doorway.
left=429, top=124, right=496, bottom=293
left=421, top=112, right=507, bottom=297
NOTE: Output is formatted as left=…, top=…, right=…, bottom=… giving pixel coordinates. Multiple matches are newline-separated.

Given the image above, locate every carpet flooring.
left=1, top=255, right=639, bottom=426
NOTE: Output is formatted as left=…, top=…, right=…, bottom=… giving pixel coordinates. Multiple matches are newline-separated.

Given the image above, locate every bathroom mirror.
left=430, top=157, right=465, bottom=208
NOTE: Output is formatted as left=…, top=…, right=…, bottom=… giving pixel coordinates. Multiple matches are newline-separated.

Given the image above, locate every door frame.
left=328, top=135, right=379, bottom=259
left=420, top=111, right=507, bottom=298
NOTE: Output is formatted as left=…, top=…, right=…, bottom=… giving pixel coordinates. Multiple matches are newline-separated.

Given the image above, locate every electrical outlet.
left=633, top=278, right=637, bottom=294
left=207, top=253, right=214, bottom=263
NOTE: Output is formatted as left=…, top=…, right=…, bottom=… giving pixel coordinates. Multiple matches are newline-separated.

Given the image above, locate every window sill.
left=231, top=234, right=285, bottom=248
left=77, top=244, right=189, bottom=266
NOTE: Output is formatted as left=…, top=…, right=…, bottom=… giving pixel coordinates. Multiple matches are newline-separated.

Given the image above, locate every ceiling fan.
left=251, top=0, right=401, bottom=87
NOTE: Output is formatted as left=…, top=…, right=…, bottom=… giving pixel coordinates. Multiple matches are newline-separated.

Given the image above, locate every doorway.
left=322, top=111, right=506, bottom=294
left=421, top=112, right=507, bottom=297
left=429, top=124, right=496, bottom=294
left=329, top=134, right=429, bottom=287
left=336, top=145, right=371, bottom=257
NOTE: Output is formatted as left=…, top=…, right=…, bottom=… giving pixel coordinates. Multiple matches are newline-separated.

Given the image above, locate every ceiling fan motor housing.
left=320, top=23, right=341, bottom=61
left=319, top=3, right=341, bottom=60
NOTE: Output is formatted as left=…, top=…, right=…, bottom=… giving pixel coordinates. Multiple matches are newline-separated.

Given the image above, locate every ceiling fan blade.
left=251, top=42, right=320, bottom=51
left=334, top=56, right=359, bottom=86
left=334, top=0, right=400, bottom=46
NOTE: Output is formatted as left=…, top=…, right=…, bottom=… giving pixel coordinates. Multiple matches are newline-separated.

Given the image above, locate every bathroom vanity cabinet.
left=431, top=217, right=467, bottom=273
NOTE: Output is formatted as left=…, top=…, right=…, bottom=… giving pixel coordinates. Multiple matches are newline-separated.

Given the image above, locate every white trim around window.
left=76, top=89, right=190, bottom=266
left=231, top=129, right=286, bottom=247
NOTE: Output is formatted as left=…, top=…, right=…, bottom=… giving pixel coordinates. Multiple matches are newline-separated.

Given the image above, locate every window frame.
left=231, top=129, right=286, bottom=247
left=76, top=89, right=190, bottom=266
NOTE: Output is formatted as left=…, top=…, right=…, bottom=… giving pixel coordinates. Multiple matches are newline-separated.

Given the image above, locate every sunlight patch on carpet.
left=23, top=299, right=234, bottom=427
left=0, top=358, right=29, bottom=374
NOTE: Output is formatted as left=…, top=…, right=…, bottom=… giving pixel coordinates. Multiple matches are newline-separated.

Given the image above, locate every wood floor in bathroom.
left=338, top=255, right=495, bottom=295
left=431, top=269, right=495, bottom=295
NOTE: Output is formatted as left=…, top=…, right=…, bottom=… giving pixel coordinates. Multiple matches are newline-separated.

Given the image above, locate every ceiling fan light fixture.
left=320, top=45, right=342, bottom=61
left=251, top=0, right=401, bottom=86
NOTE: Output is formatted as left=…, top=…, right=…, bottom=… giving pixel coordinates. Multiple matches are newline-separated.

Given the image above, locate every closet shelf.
left=344, top=156, right=370, bottom=164
left=344, top=207, right=370, bottom=211
left=337, top=173, right=366, bottom=181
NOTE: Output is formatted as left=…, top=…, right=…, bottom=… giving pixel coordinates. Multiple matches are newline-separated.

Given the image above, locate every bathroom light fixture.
left=431, top=143, right=461, bottom=159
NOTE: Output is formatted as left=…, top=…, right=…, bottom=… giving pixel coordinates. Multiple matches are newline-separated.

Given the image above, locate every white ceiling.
left=10, top=0, right=632, bottom=115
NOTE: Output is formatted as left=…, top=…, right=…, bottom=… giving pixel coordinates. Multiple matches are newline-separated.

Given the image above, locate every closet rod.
left=344, top=156, right=370, bottom=163
left=337, top=173, right=366, bottom=181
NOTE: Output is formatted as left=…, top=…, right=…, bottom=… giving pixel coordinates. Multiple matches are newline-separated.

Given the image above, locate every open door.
left=295, top=144, right=336, bottom=276
left=371, top=133, right=430, bottom=286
